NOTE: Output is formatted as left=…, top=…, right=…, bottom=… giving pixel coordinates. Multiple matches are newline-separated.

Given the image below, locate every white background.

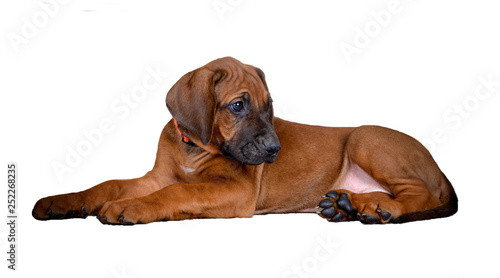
left=1, top=0, right=499, bottom=277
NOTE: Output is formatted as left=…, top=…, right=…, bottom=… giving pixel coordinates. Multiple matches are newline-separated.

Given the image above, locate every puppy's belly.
left=333, top=162, right=392, bottom=195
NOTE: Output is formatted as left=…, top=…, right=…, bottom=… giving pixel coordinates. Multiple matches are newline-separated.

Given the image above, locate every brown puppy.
left=33, top=57, right=458, bottom=225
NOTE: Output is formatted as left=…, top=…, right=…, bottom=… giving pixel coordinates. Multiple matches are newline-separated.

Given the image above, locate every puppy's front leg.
left=32, top=172, right=166, bottom=220
left=97, top=181, right=257, bottom=225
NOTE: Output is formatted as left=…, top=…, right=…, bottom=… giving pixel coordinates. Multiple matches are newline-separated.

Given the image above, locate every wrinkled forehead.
left=212, top=62, right=270, bottom=107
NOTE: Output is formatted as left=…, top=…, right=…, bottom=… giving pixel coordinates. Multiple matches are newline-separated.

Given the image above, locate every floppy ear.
left=253, top=66, right=269, bottom=92
left=166, top=68, right=224, bottom=145
left=252, top=66, right=274, bottom=118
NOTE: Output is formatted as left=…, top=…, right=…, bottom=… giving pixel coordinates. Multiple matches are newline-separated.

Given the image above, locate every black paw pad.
left=358, top=213, right=380, bottom=224
left=380, top=211, right=392, bottom=221
left=46, top=209, right=64, bottom=219
left=365, top=215, right=380, bottom=224
left=337, top=193, right=356, bottom=215
left=325, top=191, right=338, bottom=199
left=331, top=212, right=344, bottom=222
left=318, top=199, right=334, bottom=208
left=117, top=215, right=135, bottom=225
left=321, top=207, right=336, bottom=218
left=65, top=210, right=79, bottom=218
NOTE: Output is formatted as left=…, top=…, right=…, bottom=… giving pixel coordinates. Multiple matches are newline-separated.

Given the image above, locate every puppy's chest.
left=179, top=165, right=196, bottom=175
left=176, top=153, right=242, bottom=183
left=177, top=163, right=208, bottom=182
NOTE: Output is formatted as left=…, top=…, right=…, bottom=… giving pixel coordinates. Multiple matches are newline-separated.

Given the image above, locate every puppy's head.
left=166, top=57, right=281, bottom=165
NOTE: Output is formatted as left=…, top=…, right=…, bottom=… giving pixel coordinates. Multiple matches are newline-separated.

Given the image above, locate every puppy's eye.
left=230, top=101, right=244, bottom=113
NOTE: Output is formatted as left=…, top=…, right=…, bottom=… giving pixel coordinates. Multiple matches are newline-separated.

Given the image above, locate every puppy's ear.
left=166, top=68, right=224, bottom=145
left=252, top=66, right=274, bottom=119
left=253, top=66, right=269, bottom=92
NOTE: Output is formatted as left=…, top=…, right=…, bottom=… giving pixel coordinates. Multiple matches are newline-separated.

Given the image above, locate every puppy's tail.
left=393, top=173, right=458, bottom=223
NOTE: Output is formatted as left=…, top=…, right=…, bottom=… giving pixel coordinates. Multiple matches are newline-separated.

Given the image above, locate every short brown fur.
left=33, top=57, right=457, bottom=225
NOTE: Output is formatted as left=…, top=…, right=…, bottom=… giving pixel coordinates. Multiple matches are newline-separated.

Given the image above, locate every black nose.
left=265, top=144, right=281, bottom=156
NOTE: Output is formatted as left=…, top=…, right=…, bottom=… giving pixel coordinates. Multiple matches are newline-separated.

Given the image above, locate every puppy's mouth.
left=241, top=142, right=279, bottom=164
left=221, top=142, right=280, bottom=165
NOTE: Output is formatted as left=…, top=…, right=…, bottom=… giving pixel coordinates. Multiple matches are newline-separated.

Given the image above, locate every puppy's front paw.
left=33, top=193, right=89, bottom=220
left=97, top=198, right=153, bottom=225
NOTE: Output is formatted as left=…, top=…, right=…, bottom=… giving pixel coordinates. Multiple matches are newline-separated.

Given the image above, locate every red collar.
left=173, top=119, right=191, bottom=144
